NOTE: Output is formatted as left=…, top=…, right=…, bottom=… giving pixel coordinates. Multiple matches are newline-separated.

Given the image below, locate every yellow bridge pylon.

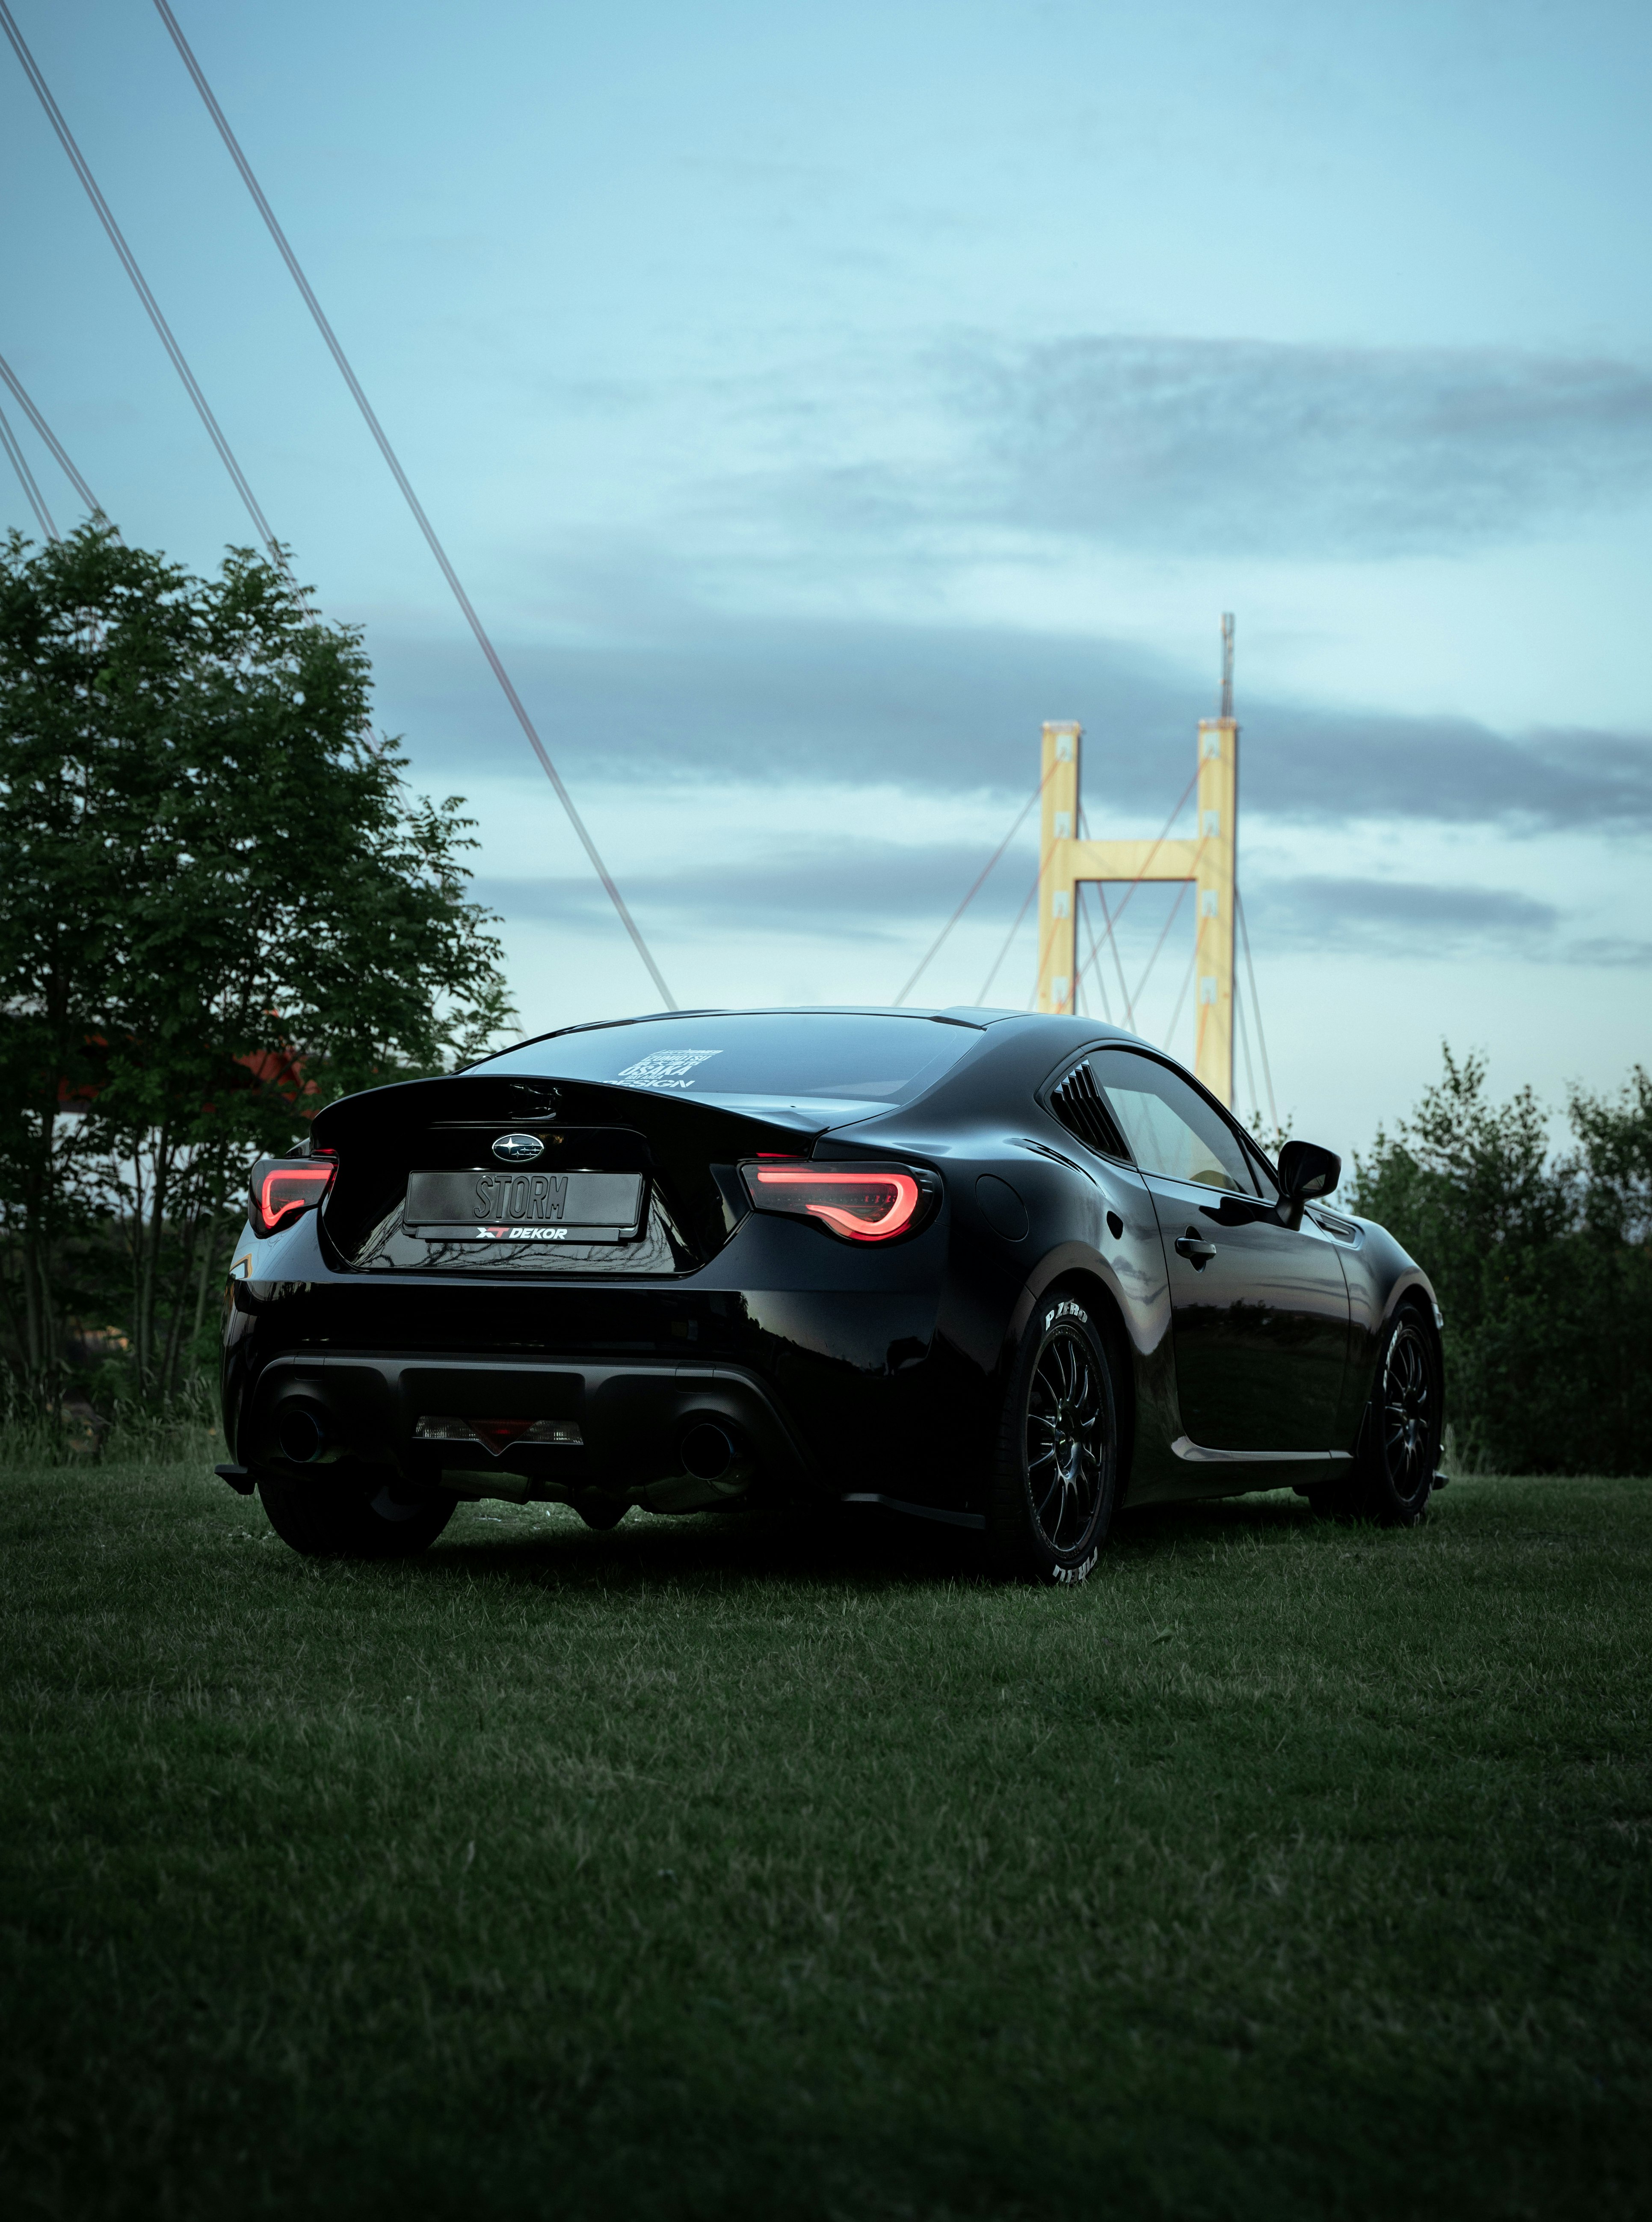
left=1034, top=683, right=1239, bottom=1105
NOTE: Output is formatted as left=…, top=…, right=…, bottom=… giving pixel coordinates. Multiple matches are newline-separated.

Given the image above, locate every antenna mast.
left=1219, top=612, right=1235, bottom=720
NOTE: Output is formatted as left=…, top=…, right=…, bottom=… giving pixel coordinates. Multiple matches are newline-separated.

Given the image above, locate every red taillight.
left=740, top=1160, right=933, bottom=1243
left=249, top=1154, right=336, bottom=1237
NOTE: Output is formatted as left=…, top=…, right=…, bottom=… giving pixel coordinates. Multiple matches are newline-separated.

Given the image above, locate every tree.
left=0, top=523, right=512, bottom=1402
left=1351, top=1048, right=1652, bottom=1474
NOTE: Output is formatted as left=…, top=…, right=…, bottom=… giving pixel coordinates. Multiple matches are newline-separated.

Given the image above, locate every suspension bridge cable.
left=894, top=764, right=1050, bottom=1006
left=0, top=352, right=101, bottom=517
left=1059, top=764, right=1199, bottom=1018
left=1098, top=766, right=1200, bottom=936
left=979, top=870, right=1039, bottom=1004
left=1074, top=804, right=1132, bottom=1024
left=1074, top=883, right=1113, bottom=1024
left=152, top=0, right=675, bottom=1012
left=0, top=396, right=57, bottom=540
left=1094, top=882, right=1131, bottom=1025
left=1158, top=921, right=1201, bottom=1062
left=1127, top=878, right=1190, bottom=1018
left=1233, top=962, right=1260, bottom=1124
left=1235, top=888, right=1277, bottom=1131
left=0, top=2, right=282, bottom=562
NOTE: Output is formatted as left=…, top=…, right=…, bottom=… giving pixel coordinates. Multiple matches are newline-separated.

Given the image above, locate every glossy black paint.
left=221, top=1009, right=1442, bottom=1525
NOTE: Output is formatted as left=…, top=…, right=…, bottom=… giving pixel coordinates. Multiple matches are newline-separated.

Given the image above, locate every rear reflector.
left=415, top=1416, right=583, bottom=1455
left=249, top=1154, right=336, bottom=1237
left=739, top=1160, right=933, bottom=1242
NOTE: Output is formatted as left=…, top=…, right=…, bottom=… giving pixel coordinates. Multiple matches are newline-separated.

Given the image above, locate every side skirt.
left=840, top=1492, right=987, bottom=1533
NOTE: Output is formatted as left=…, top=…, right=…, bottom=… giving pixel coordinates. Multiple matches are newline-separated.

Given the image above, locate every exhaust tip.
left=680, top=1421, right=735, bottom=1482
left=275, top=1400, right=332, bottom=1465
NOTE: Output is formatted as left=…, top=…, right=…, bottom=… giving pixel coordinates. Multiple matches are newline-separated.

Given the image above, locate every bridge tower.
left=1034, top=615, right=1239, bottom=1105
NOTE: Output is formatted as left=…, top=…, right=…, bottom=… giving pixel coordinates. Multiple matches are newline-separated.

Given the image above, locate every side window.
left=1089, top=1048, right=1263, bottom=1196
left=1046, top=1058, right=1129, bottom=1160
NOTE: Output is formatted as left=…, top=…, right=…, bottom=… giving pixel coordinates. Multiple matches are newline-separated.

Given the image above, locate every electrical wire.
left=0, top=2, right=281, bottom=562
left=1235, top=888, right=1277, bottom=1131
left=152, top=0, right=675, bottom=1013
left=0, top=395, right=56, bottom=540
left=0, top=351, right=100, bottom=518
left=894, top=764, right=1049, bottom=1006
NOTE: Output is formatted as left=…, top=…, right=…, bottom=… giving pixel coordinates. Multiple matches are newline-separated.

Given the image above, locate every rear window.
left=474, top=1011, right=982, bottom=1120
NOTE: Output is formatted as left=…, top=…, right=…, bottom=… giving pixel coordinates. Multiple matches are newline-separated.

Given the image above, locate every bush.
left=1351, top=1050, right=1652, bottom=1473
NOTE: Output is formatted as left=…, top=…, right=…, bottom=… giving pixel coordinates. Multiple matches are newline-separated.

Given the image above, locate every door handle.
left=1175, top=1231, right=1217, bottom=1269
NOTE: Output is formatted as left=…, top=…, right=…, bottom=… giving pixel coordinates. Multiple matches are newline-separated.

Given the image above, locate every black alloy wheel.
left=255, top=1461, right=457, bottom=1558
left=1312, top=1306, right=1440, bottom=1526
left=986, top=1293, right=1119, bottom=1584
left=1380, top=1317, right=1436, bottom=1500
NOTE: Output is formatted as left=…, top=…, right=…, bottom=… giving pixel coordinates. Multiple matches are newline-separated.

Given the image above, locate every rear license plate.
left=405, top=1169, right=645, bottom=1243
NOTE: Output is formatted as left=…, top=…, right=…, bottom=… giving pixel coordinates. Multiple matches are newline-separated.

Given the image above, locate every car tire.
left=255, top=1462, right=457, bottom=1558
left=1309, top=1305, right=1440, bottom=1527
left=985, top=1292, right=1120, bottom=1584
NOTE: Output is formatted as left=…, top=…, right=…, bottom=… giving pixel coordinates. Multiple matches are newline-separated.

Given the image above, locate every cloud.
left=473, top=853, right=1649, bottom=973
left=1247, top=876, right=1650, bottom=964
left=1249, top=876, right=1562, bottom=954
left=473, top=838, right=1038, bottom=943
left=377, top=606, right=1652, bottom=834
left=945, top=336, right=1652, bottom=559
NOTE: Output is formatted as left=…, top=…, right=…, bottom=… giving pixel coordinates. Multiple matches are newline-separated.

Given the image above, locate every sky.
left=2, top=0, right=1649, bottom=1165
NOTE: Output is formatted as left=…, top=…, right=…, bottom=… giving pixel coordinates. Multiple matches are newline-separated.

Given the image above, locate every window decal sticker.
left=616, top=1048, right=722, bottom=1089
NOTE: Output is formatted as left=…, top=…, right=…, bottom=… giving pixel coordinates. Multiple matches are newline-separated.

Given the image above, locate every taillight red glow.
left=250, top=1156, right=336, bottom=1237
left=740, top=1160, right=931, bottom=1242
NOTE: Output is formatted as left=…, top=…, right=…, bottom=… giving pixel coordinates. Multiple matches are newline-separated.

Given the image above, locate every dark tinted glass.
left=475, top=1012, right=981, bottom=1115
left=1089, top=1047, right=1264, bottom=1196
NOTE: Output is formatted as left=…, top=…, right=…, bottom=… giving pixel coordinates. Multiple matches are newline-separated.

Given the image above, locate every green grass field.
left=2, top=1460, right=1648, bottom=2221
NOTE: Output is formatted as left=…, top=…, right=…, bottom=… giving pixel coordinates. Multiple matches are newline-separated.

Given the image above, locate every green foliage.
left=1, top=1470, right=1648, bottom=2219
left=0, top=523, right=512, bottom=1403
left=1351, top=1047, right=1652, bottom=1473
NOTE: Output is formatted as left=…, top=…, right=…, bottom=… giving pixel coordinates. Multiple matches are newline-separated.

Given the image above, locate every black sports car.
left=219, top=1007, right=1444, bottom=1582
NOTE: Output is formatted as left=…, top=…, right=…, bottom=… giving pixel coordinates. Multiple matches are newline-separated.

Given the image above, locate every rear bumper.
left=240, top=1348, right=811, bottom=1506
left=220, top=1216, right=1002, bottom=1515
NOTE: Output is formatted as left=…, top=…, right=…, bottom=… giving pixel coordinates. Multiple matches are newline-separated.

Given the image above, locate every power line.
left=0, top=1, right=281, bottom=562
left=152, top=1, right=676, bottom=1013
left=894, top=766, right=1050, bottom=1006
left=1235, top=888, right=1276, bottom=1131
left=0, top=351, right=101, bottom=518
left=0, top=395, right=57, bottom=540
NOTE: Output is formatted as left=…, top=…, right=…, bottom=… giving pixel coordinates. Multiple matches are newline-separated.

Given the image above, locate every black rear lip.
left=241, top=1349, right=813, bottom=1494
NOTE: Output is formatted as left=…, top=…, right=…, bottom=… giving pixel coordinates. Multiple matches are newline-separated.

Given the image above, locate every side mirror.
left=1276, top=1139, right=1341, bottom=1225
